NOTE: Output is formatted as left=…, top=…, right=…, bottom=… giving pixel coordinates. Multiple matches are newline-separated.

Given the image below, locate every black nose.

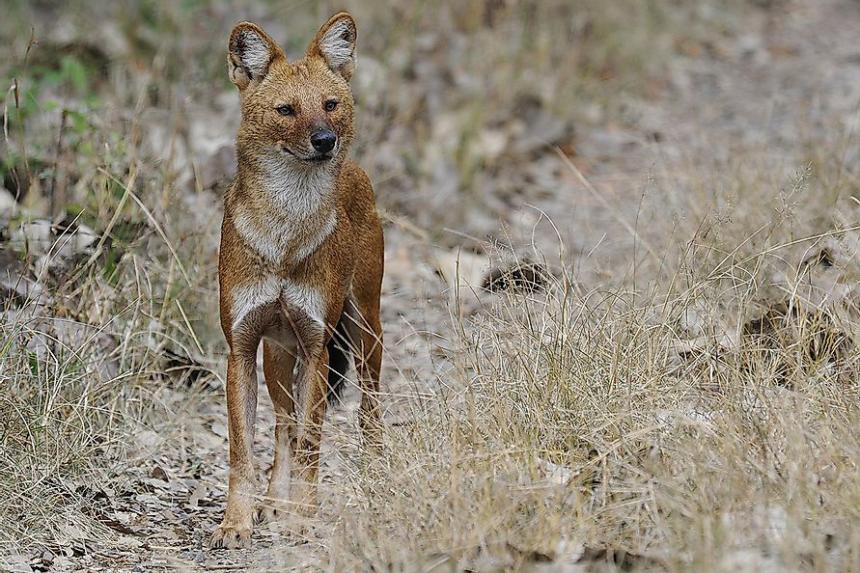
left=310, top=129, right=337, bottom=153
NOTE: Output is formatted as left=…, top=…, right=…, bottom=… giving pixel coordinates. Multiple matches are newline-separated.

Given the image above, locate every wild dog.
left=210, top=12, right=384, bottom=549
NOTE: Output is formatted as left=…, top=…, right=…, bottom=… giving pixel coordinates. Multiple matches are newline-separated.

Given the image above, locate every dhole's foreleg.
left=210, top=352, right=259, bottom=549
left=258, top=342, right=297, bottom=523
left=291, top=345, right=330, bottom=518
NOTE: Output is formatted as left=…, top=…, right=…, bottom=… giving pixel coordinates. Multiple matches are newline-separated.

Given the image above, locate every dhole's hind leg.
left=345, top=300, right=383, bottom=449
left=258, top=342, right=297, bottom=523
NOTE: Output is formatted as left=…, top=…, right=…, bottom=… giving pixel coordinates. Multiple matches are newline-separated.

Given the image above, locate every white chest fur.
left=231, top=276, right=325, bottom=333
left=233, top=158, right=336, bottom=265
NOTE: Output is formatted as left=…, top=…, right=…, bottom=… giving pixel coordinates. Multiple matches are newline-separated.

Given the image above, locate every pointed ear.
left=227, top=22, right=284, bottom=90
left=307, top=12, right=357, bottom=81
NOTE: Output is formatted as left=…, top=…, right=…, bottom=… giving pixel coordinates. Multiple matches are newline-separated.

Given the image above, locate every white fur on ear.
left=318, top=17, right=355, bottom=71
left=229, top=23, right=281, bottom=88
left=236, top=30, right=272, bottom=79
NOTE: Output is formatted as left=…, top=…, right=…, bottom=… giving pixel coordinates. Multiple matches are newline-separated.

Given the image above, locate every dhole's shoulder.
left=337, top=160, right=380, bottom=235
left=338, top=160, right=373, bottom=193
left=338, top=160, right=375, bottom=209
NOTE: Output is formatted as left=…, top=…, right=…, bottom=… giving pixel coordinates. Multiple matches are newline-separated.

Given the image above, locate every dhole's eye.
left=276, top=104, right=295, bottom=117
left=324, top=100, right=338, bottom=112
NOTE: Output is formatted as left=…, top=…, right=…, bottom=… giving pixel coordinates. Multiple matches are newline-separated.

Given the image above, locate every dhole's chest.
left=230, top=165, right=338, bottom=267
left=232, top=206, right=337, bottom=266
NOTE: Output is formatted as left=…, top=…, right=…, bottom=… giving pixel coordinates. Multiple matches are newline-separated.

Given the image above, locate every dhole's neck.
left=235, top=144, right=344, bottom=213
left=230, top=149, right=341, bottom=266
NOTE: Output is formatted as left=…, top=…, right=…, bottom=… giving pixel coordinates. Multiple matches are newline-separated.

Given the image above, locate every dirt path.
left=47, top=1, right=860, bottom=570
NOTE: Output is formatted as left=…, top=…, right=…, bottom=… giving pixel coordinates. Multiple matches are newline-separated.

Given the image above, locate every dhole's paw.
left=209, top=524, right=252, bottom=549
left=255, top=503, right=289, bottom=524
left=278, top=517, right=313, bottom=541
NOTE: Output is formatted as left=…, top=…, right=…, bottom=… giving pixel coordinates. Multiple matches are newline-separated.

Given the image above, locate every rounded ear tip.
left=231, top=21, right=260, bottom=33
left=329, top=12, right=356, bottom=28
left=229, top=21, right=262, bottom=44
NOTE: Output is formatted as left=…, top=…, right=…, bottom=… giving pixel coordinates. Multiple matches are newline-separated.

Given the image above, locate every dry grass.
left=320, top=166, right=860, bottom=571
left=2, top=0, right=860, bottom=571
left=0, top=191, right=216, bottom=551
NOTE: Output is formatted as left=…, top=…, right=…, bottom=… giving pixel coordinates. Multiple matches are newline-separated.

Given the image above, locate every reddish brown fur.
left=211, top=13, right=384, bottom=549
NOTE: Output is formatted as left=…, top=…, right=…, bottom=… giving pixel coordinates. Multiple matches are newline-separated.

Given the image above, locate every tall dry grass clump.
left=324, top=165, right=860, bottom=572
left=0, top=163, right=221, bottom=556
left=0, top=218, right=217, bottom=552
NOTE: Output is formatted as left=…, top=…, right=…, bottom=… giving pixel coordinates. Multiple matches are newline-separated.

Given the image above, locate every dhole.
left=210, top=12, right=384, bottom=549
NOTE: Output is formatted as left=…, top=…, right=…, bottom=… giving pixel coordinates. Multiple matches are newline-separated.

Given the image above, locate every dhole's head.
left=227, top=13, right=357, bottom=169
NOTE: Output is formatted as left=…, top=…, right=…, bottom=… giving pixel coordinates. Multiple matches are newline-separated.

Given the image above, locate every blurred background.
left=3, top=1, right=860, bottom=571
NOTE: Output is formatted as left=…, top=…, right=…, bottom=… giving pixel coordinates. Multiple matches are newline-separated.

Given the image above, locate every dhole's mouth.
left=281, top=146, right=333, bottom=164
